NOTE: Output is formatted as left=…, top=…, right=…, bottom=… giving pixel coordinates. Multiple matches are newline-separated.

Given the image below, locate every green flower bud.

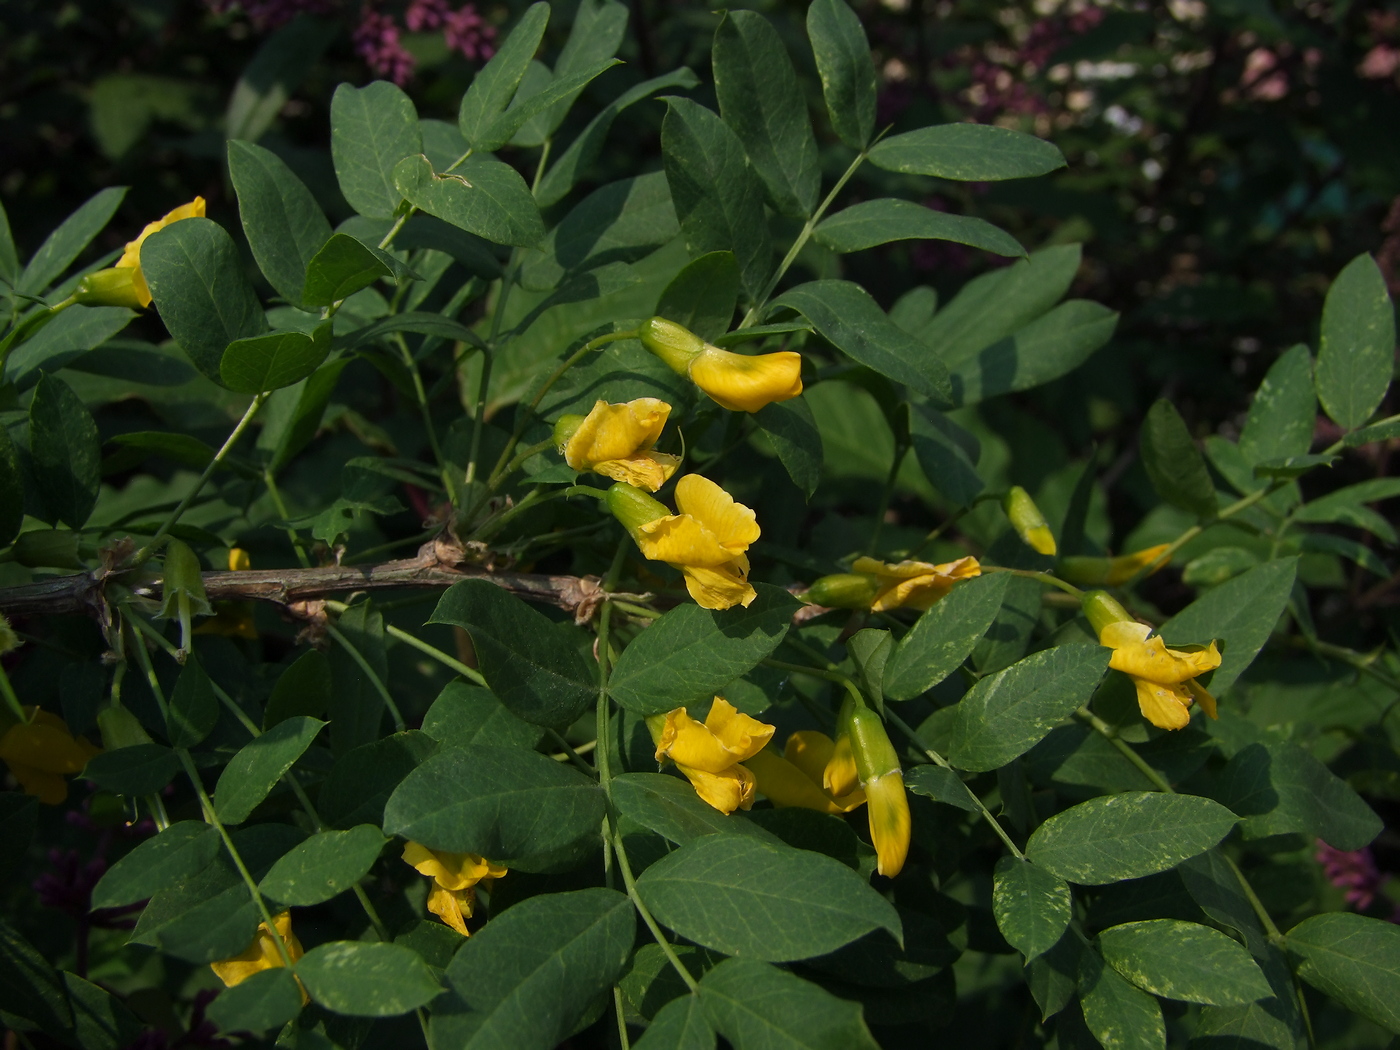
left=1003, top=486, right=1057, bottom=556
left=13, top=529, right=84, bottom=570
left=637, top=317, right=706, bottom=374
left=842, top=702, right=901, bottom=782
left=73, top=267, right=145, bottom=310
left=158, top=540, right=212, bottom=661
left=604, top=482, right=670, bottom=540
left=803, top=573, right=879, bottom=609
left=1081, top=589, right=1135, bottom=638
left=553, top=414, right=586, bottom=451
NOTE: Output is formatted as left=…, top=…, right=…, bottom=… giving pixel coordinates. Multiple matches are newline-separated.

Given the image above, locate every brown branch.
left=0, top=540, right=600, bottom=621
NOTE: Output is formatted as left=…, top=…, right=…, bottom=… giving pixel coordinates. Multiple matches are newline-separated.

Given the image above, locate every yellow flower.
left=850, top=556, right=981, bottom=613
left=650, top=697, right=775, bottom=814
left=864, top=771, right=911, bottom=878
left=1099, top=620, right=1221, bottom=731
left=688, top=345, right=803, bottom=413
left=558, top=399, right=681, bottom=492
left=747, top=731, right=867, bottom=814
left=402, top=841, right=507, bottom=936
left=195, top=548, right=257, bottom=640
left=633, top=475, right=761, bottom=610
left=210, top=911, right=307, bottom=1002
left=1059, top=544, right=1171, bottom=586
left=115, top=197, right=206, bottom=308
left=0, top=708, right=101, bottom=805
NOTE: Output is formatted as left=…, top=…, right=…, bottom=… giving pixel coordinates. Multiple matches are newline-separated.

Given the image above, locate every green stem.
left=323, top=599, right=486, bottom=686
left=131, top=393, right=268, bottom=567
left=0, top=663, right=27, bottom=724
left=378, top=210, right=414, bottom=251
left=982, top=565, right=1085, bottom=598
left=1124, top=481, right=1281, bottom=587
left=394, top=332, right=456, bottom=502
left=612, top=986, right=632, bottom=1050
left=324, top=621, right=406, bottom=732
left=264, top=470, right=312, bottom=569
left=546, top=728, right=597, bottom=778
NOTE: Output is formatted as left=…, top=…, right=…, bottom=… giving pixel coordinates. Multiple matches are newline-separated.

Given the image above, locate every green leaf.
left=0, top=197, right=19, bottom=285
left=1215, top=740, right=1382, bottom=850
left=260, top=824, right=387, bottom=906
left=949, top=299, right=1119, bottom=407
left=485, top=59, right=621, bottom=154
left=1292, top=478, right=1400, bottom=543
left=907, top=404, right=983, bottom=509
left=28, top=373, right=100, bottom=528
left=607, top=585, right=800, bottom=715
left=393, top=154, right=544, bottom=247
left=428, top=579, right=594, bottom=728
left=536, top=67, right=701, bottom=208
left=1315, top=252, right=1396, bottom=431
left=206, top=967, right=304, bottom=1035
left=1098, top=919, right=1271, bottom=1006
left=457, top=2, right=549, bottom=150
left=904, top=765, right=978, bottom=812
left=0, top=919, right=73, bottom=1036
left=972, top=575, right=1042, bottom=674
left=225, top=16, right=335, bottom=142
left=1343, top=416, right=1400, bottom=447
left=699, top=958, right=880, bottom=1050
left=1238, top=344, right=1316, bottom=466
left=421, top=680, right=544, bottom=751
left=523, top=0, right=628, bottom=141
left=1141, top=399, right=1217, bottom=518
left=1192, top=1002, right=1297, bottom=1050
left=92, top=821, right=221, bottom=909
left=713, top=10, right=819, bottom=219
left=18, top=186, right=126, bottom=295
left=869, top=124, right=1066, bottom=181
left=341, top=309, right=487, bottom=352
left=318, top=730, right=438, bottom=829
left=885, top=573, right=1009, bottom=699
left=382, top=745, right=605, bottom=866
left=635, top=835, right=901, bottom=962
left=297, top=941, right=442, bottom=1017
left=656, top=250, right=740, bottom=342
left=265, top=648, right=331, bottom=729
left=806, top=0, right=877, bottom=150
left=635, top=994, right=716, bottom=1050
left=946, top=645, right=1109, bottom=772
left=434, top=888, right=634, bottom=1048
left=993, top=857, right=1072, bottom=961
left=142, top=216, right=267, bottom=382
left=83, top=743, right=183, bottom=796
left=227, top=139, right=332, bottom=306
left=815, top=199, right=1024, bottom=257
left=1253, top=453, right=1335, bottom=479
left=213, top=716, right=326, bottom=824
left=661, top=97, right=773, bottom=304
left=611, top=772, right=780, bottom=846
left=220, top=323, right=331, bottom=393
left=302, top=233, right=400, bottom=307
left=1079, top=950, right=1165, bottom=1050
left=1287, top=913, right=1400, bottom=1034
left=771, top=280, right=951, bottom=403
left=1027, top=934, right=1082, bottom=1021
left=330, top=81, right=422, bottom=220
left=63, top=971, right=142, bottom=1050
left=166, top=656, right=219, bottom=748
left=1026, top=791, right=1237, bottom=885
left=5, top=305, right=134, bottom=390
left=1160, top=557, right=1298, bottom=696
left=754, top=396, right=822, bottom=499
left=0, top=425, right=24, bottom=548
left=848, top=628, right=891, bottom=706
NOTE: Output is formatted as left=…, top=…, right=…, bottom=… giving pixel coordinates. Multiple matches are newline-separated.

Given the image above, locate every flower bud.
left=13, top=529, right=84, bottom=570
left=0, top=614, right=17, bottom=656
left=1081, top=589, right=1135, bottom=638
left=841, top=701, right=909, bottom=877
left=552, top=414, right=586, bottom=451
left=73, top=268, right=145, bottom=310
left=604, top=482, right=671, bottom=540
left=1059, top=544, right=1170, bottom=586
left=803, top=572, right=879, bottom=609
left=637, top=317, right=706, bottom=373
left=1003, top=486, right=1056, bottom=556
left=98, top=704, right=153, bottom=750
left=158, top=540, right=212, bottom=661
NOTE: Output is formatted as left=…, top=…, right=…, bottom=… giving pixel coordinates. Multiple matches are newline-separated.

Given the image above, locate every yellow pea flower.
left=1084, top=590, right=1221, bottom=731
left=608, top=475, right=761, bottom=610
left=74, top=198, right=206, bottom=310
left=844, top=702, right=910, bottom=878
left=0, top=707, right=101, bottom=805
left=1059, top=544, right=1171, bottom=586
left=637, top=317, right=803, bottom=413
left=850, top=555, right=981, bottom=613
left=649, top=697, right=775, bottom=814
left=195, top=548, right=257, bottom=640
left=554, top=398, right=681, bottom=492
left=747, top=730, right=866, bottom=814
left=402, top=841, right=508, bottom=936
left=210, top=911, right=308, bottom=1003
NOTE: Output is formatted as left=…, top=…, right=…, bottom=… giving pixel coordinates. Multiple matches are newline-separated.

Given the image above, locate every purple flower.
left=444, top=4, right=496, bottom=62
left=405, top=0, right=450, bottom=31
left=354, top=7, right=417, bottom=86
left=205, top=0, right=340, bottom=32
left=1316, top=841, right=1399, bottom=920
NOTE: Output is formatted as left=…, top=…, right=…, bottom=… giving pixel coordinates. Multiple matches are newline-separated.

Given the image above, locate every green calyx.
left=637, top=317, right=706, bottom=374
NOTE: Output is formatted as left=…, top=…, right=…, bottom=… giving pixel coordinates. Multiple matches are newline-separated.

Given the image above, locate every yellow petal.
left=427, top=884, right=475, bottom=936
left=853, top=556, right=980, bottom=612
left=6, top=763, right=69, bottom=805
left=229, top=548, right=252, bottom=572
left=0, top=717, right=95, bottom=775
left=564, top=399, right=672, bottom=471
left=210, top=911, right=303, bottom=988
left=679, top=563, right=757, bottom=610
left=822, top=734, right=862, bottom=799
left=116, top=197, right=207, bottom=308
left=746, top=750, right=848, bottom=813
left=1025, top=526, right=1057, bottom=556
left=1185, top=678, right=1218, bottom=720
left=673, top=475, right=760, bottom=554
left=703, top=697, right=775, bottom=764
left=865, top=772, right=910, bottom=878
left=783, top=730, right=835, bottom=785
left=1105, top=544, right=1170, bottom=585
left=636, top=514, right=734, bottom=568
left=1103, top=622, right=1222, bottom=685
left=592, top=451, right=681, bottom=492
left=1131, top=677, right=1194, bottom=731
left=689, top=346, right=803, bottom=413
left=402, top=841, right=504, bottom=891
left=676, top=762, right=756, bottom=813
